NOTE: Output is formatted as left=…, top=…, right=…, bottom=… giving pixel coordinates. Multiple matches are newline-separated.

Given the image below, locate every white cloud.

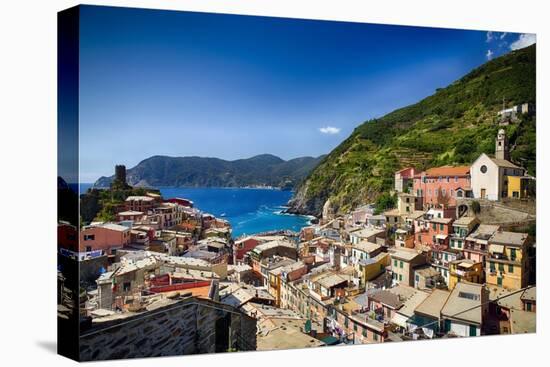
left=500, top=32, right=507, bottom=40
left=486, top=49, right=494, bottom=60
left=486, top=31, right=494, bottom=42
left=319, top=126, right=341, bottom=134
left=510, top=33, right=536, bottom=50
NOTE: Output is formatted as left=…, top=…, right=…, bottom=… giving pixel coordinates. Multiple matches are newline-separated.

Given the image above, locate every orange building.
left=413, top=165, right=471, bottom=207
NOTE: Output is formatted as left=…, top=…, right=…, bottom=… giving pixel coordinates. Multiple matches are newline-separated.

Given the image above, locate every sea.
left=78, top=184, right=312, bottom=238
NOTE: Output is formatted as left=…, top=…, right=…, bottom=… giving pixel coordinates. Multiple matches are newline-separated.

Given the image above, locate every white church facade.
left=470, top=129, right=525, bottom=201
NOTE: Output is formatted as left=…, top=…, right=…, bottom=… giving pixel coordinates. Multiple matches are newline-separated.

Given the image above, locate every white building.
left=470, top=130, right=525, bottom=200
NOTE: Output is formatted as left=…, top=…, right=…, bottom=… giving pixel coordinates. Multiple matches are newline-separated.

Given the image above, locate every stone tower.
left=114, top=164, right=126, bottom=186
left=495, top=129, right=509, bottom=161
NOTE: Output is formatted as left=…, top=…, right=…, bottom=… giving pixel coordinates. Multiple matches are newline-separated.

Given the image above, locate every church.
left=470, top=129, right=527, bottom=201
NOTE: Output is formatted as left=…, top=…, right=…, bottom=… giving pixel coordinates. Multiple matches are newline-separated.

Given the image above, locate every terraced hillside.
left=288, top=44, right=536, bottom=216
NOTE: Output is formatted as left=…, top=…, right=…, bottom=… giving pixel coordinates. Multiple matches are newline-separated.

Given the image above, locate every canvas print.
left=57, top=5, right=536, bottom=361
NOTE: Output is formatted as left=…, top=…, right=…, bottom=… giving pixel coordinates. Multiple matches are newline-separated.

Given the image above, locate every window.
left=433, top=223, right=437, bottom=230
left=440, top=224, right=444, bottom=231
left=84, top=234, right=95, bottom=241
left=85, top=246, right=92, bottom=252
left=362, top=329, right=368, bottom=337
left=498, top=263, right=504, bottom=272
left=123, top=282, right=131, bottom=291
left=442, top=189, right=446, bottom=196
left=510, top=249, right=517, bottom=261
left=394, top=259, right=398, bottom=267
left=354, top=324, right=358, bottom=332
left=399, top=274, right=403, bottom=281
left=400, top=261, right=403, bottom=269
left=446, top=176, right=450, bottom=182
left=480, top=165, right=487, bottom=174
left=508, top=264, right=514, bottom=273
left=497, top=277, right=503, bottom=286
left=373, top=333, right=379, bottom=341
left=526, top=303, right=532, bottom=311
left=415, top=274, right=420, bottom=282
left=490, top=262, right=496, bottom=271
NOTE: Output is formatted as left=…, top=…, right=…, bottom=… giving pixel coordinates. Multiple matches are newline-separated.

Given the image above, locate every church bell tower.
left=495, top=129, right=510, bottom=161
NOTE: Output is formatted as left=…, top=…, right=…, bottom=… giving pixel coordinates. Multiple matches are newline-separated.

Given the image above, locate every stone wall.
left=78, top=296, right=257, bottom=361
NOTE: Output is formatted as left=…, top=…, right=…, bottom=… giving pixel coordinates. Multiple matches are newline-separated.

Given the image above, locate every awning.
left=489, top=244, right=504, bottom=254
left=436, top=234, right=448, bottom=240
left=458, top=262, right=474, bottom=268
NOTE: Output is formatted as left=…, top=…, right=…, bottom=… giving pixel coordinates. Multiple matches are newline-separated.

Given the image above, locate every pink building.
left=80, top=223, right=130, bottom=257
left=234, top=236, right=261, bottom=263
left=116, top=210, right=145, bottom=222
left=394, top=167, right=417, bottom=192
left=413, top=209, right=455, bottom=250
left=413, top=165, right=471, bottom=207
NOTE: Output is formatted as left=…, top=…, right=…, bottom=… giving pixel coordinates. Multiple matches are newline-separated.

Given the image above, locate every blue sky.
left=76, top=5, right=534, bottom=182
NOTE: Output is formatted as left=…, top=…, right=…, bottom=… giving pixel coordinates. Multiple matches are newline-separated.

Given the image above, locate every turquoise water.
left=79, top=184, right=312, bottom=238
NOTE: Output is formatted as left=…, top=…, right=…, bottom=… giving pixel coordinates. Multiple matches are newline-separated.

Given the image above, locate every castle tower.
left=495, top=129, right=509, bottom=161
left=114, top=165, right=127, bottom=186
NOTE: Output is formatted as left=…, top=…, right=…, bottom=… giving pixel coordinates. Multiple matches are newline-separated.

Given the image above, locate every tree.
left=374, top=193, right=397, bottom=214
left=471, top=200, right=481, bottom=214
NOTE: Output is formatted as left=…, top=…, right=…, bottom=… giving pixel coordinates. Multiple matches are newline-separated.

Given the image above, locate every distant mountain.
left=93, top=154, right=325, bottom=189
left=288, top=44, right=536, bottom=216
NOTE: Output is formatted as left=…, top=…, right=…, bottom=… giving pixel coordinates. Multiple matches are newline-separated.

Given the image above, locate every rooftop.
left=466, top=224, right=501, bottom=242
left=414, top=289, right=451, bottom=319
left=390, top=248, right=423, bottom=262
left=489, top=231, right=529, bottom=246
left=509, top=309, right=536, bottom=334
left=353, top=240, right=382, bottom=254
left=349, top=228, right=386, bottom=239
left=424, top=165, right=470, bottom=177
left=125, top=196, right=155, bottom=202
left=489, top=157, right=521, bottom=169
left=441, top=282, right=484, bottom=325
left=453, top=216, right=478, bottom=227
left=253, top=240, right=296, bottom=253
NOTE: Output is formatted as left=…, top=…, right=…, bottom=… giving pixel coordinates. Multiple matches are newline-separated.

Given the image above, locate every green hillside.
left=288, top=44, right=536, bottom=216
left=94, top=154, right=325, bottom=189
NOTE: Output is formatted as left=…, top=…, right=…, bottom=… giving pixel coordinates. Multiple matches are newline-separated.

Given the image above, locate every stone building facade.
left=79, top=296, right=257, bottom=361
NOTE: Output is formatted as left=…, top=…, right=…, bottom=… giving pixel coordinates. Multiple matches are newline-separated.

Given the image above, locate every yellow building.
left=357, top=252, right=389, bottom=285
left=485, top=231, right=533, bottom=290
left=448, top=259, right=483, bottom=290
left=507, top=176, right=533, bottom=199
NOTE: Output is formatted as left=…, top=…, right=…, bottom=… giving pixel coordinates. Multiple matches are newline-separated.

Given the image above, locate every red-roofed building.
left=413, top=165, right=471, bottom=207
left=165, top=197, right=194, bottom=208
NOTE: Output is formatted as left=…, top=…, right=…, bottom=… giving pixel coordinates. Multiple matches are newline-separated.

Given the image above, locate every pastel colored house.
left=507, top=175, right=534, bottom=199
left=441, top=282, right=488, bottom=337
left=463, top=224, right=500, bottom=264
left=395, top=167, right=417, bottom=193
left=448, top=259, right=483, bottom=290
left=449, top=216, right=479, bottom=252
left=125, top=195, right=155, bottom=212
left=389, top=248, right=426, bottom=286
left=485, top=231, right=533, bottom=290
left=80, top=223, right=131, bottom=259
left=357, top=252, right=390, bottom=285
left=413, top=165, right=471, bottom=207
